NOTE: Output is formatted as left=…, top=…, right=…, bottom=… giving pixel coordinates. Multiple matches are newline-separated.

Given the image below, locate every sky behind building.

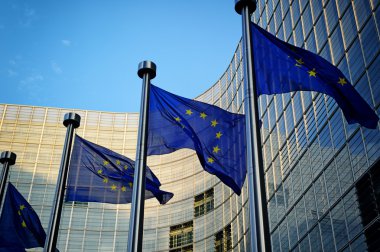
left=0, top=0, right=241, bottom=112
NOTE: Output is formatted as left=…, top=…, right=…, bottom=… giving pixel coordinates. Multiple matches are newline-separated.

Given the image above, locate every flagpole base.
left=0, top=151, right=17, bottom=165
left=138, top=61, right=156, bottom=79
left=235, top=0, right=256, bottom=14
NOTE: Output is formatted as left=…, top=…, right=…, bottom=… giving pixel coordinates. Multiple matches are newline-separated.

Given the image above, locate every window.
left=214, top=224, right=232, bottom=252
left=169, top=221, right=193, bottom=251
left=355, top=159, right=380, bottom=251
left=194, top=188, right=214, bottom=217
left=65, top=201, right=89, bottom=207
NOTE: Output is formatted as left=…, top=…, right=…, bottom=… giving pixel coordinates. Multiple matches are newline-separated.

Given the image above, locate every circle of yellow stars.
left=18, top=204, right=27, bottom=228
left=97, top=159, right=134, bottom=193
left=180, top=108, right=223, bottom=165
left=293, top=57, right=348, bottom=87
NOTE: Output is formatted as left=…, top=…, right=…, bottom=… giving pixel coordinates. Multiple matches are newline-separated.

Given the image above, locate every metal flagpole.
left=127, top=60, right=156, bottom=252
left=44, top=113, right=81, bottom=252
left=235, top=0, right=272, bottom=251
left=0, top=151, right=17, bottom=210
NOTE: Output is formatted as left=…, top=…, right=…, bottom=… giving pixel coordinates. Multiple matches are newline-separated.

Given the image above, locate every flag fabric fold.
left=65, top=135, right=173, bottom=205
left=0, top=182, right=46, bottom=251
left=250, top=22, right=379, bottom=129
left=147, top=84, right=246, bottom=195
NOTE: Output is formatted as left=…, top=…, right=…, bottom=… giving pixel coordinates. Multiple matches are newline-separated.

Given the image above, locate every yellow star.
left=124, top=165, right=128, bottom=170
left=213, top=146, right=221, bottom=154
left=121, top=186, right=127, bottom=192
left=186, top=109, right=193, bottom=115
left=20, top=205, right=25, bottom=211
left=216, top=131, right=223, bottom=139
left=21, top=221, right=27, bottom=228
left=338, top=77, right=347, bottom=86
left=308, top=68, right=317, bottom=77
left=174, top=117, right=181, bottom=122
left=128, top=182, right=133, bottom=188
left=18, top=210, right=21, bottom=216
left=200, top=112, right=207, bottom=119
left=295, top=58, right=304, bottom=67
left=207, top=157, right=214, bottom=164
left=97, top=169, right=103, bottom=174
left=103, top=160, right=109, bottom=166
left=103, top=177, right=109, bottom=183
left=211, top=120, right=218, bottom=127
left=116, top=160, right=121, bottom=165
left=111, top=184, right=117, bottom=191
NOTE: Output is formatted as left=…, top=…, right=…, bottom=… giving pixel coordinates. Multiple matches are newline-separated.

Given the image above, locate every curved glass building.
left=0, top=0, right=379, bottom=251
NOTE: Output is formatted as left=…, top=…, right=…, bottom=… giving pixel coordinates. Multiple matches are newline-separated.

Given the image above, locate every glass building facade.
left=0, top=0, right=379, bottom=251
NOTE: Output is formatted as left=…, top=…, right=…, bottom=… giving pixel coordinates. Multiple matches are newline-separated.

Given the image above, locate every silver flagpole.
left=235, top=0, right=272, bottom=251
left=44, top=113, right=81, bottom=252
left=0, top=151, right=17, bottom=211
left=127, top=61, right=156, bottom=252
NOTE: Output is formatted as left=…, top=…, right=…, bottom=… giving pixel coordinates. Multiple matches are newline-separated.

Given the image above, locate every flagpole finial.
left=138, top=60, right=156, bottom=79
left=63, top=113, right=81, bottom=128
left=0, top=151, right=17, bottom=165
left=235, top=0, right=256, bottom=14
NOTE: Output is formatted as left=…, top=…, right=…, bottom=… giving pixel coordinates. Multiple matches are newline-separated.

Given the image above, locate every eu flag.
left=147, top=84, right=246, bottom=195
left=251, top=22, right=379, bottom=129
left=0, top=183, right=46, bottom=251
left=66, top=135, right=173, bottom=204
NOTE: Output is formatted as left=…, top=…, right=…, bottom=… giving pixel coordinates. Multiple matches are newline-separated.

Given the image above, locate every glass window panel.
left=325, top=0, right=339, bottom=34
left=301, top=4, right=313, bottom=38
left=367, top=54, right=380, bottom=106
left=304, top=188, right=318, bottom=228
left=287, top=209, right=298, bottom=248
left=348, top=131, right=368, bottom=180
left=343, top=189, right=363, bottom=239
left=284, top=11, right=292, bottom=41
left=291, top=0, right=301, bottom=26
left=341, top=6, right=357, bottom=48
left=331, top=201, right=349, bottom=250
left=337, top=0, right=351, bottom=18
left=347, top=38, right=365, bottom=84
left=315, top=13, right=327, bottom=52
left=314, top=176, right=329, bottom=215
left=309, top=225, right=323, bottom=251
left=350, top=234, right=369, bottom=251
left=299, top=236, right=311, bottom=251
left=295, top=198, right=308, bottom=238
left=355, top=74, right=374, bottom=108
left=271, top=228, right=281, bottom=251
left=320, top=39, right=332, bottom=63
left=269, top=197, right=278, bottom=229
left=335, top=146, right=354, bottom=193
left=324, top=163, right=341, bottom=205
left=320, top=214, right=336, bottom=251
left=353, top=0, right=372, bottom=29
left=360, top=18, right=380, bottom=65
left=330, top=25, right=345, bottom=64
left=279, top=219, right=290, bottom=251
left=362, top=127, right=380, bottom=165
left=318, top=124, right=334, bottom=165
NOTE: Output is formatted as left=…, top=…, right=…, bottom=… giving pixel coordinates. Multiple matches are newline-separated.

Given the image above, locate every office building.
left=0, top=0, right=379, bottom=251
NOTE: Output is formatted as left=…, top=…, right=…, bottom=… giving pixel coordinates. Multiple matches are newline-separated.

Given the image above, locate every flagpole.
left=44, top=113, right=81, bottom=252
left=127, top=60, right=156, bottom=252
left=235, top=0, right=272, bottom=251
left=0, top=151, right=17, bottom=210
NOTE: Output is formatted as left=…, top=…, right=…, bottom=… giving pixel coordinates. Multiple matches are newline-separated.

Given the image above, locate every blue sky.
left=0, top=0, right=242, bottom=112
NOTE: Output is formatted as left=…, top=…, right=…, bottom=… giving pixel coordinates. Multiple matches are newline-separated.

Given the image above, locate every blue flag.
left=0, top=183, right=46, bottom=251
left=66, top=135, right=173, bottom=205
left=147, top=84, right=246, bottom=195
left=251, top=22, right=379, bottom=129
